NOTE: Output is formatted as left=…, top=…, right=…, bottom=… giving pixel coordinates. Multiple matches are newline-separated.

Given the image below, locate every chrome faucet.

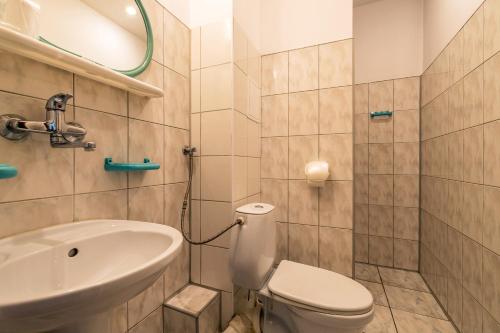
left=0, top=93, right=96, bottom=150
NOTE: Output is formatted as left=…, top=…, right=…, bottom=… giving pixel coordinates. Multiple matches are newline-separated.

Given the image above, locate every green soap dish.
left=0, top=164, right=17, bottom=179
left=104, top=158, right=160, bottom=172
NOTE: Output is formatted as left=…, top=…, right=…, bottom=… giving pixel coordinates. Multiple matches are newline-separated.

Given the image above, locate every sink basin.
left=0, top=219, right=183, bottom=333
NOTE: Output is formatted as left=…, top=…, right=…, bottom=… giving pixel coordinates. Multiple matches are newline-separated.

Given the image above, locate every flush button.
left=68, top=248, right=79, bottom=257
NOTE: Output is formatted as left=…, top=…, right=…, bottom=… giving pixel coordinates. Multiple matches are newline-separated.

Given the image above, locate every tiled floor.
left=355, top=263, right=457, bottom=333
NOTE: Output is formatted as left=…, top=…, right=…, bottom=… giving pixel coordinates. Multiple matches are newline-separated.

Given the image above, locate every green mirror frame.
left=38, top=0, right=153, bottom=78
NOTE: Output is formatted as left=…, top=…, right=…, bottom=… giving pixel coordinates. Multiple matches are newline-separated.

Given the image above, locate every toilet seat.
left=267, top=261, right=373, bottom=316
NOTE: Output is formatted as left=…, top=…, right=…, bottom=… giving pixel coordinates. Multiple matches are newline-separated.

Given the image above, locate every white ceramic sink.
left=0, top=219, right=183, bottom=333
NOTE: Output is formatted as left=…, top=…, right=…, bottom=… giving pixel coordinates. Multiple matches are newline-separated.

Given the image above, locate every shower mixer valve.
left=0, top=93, right=96, bottom=150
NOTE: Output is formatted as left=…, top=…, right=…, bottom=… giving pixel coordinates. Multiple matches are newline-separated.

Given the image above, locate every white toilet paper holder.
left=304, top=161, right=329, bottom=187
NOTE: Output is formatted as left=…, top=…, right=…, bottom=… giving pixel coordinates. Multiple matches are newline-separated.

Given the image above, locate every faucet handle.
left=46, top=93, right=73, bottom=112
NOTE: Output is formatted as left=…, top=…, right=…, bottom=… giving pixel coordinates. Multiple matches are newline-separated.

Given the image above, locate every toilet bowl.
left=258, top=261, right=374, bottom=333
left=229, top=203, right=374, bottom=333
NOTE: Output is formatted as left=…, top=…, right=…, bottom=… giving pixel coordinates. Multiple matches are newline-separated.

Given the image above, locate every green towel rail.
left=370, top=111, right=393, bottom=118
left=0, top=164, right=17, bottom=179
left=104, top=158, right=160, bottom=172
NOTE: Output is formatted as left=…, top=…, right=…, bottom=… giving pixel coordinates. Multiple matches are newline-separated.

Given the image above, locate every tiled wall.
left=260, top=39, right=354, bottom=277
left=419, top=0, right=500, bottom=331
left=353, top=77, right=421, bottom=271
left=0, top=1, right=190, bottom=332
left=189, top=18, right=262, bottom=328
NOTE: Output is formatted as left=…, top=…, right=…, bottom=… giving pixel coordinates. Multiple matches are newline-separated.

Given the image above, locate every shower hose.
left=180, top=146, right=244, bottom=245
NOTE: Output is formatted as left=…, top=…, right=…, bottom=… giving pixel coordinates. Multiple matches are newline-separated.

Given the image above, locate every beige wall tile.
left=462, top=288, right=483, bottom=333
left=130, top=307, right=163, bottom=333
left=320, top=227, right=353, bottom=276
left=355, top=174, right=369, bottom=204
left=319, top=86, right=353, bottom=134
left=262, top=52, right=288, bottom=96
left=483, top=308, right=500, bottom=333
left=484, top=53, right=500, bottom=123
left=233, top=112, right=248, bottom=156
left=262, top=94, right=288, bottom=137
left=394, top=239, right=419, bottom=270
left=164, top=306, right=196, bottom=332
left=449, top=31, right=464, bottom=85
left=200, top=156, right=232, bottom=201
left=289, top=135, right=318, bottom=179
left=463, top=125, right=484, bottom=184
left=164, top=126, right=189, bottom=184
left=394, top=110, right=419, bottom=143
left=164, top=183, right=187, bottom=230
left=355, top=234, right=369, bottom=263
left=201, top=110, right=232, bottom=155
left=289, top=224, right=319, bottom=266
left=201, top=245, right=232, bottom=292
left=369, top=80, right=393, bottom=112
left=462, top=236, right=483, bottom=301
left=447, top=131, right=464, bottom=180
left=128, top=120, right=164, bottom=187
left=394, top=142, right=419, bottom=175
left=462, top=183, right=484, bottom=244
left=289, top=46, right=319, bottom=92
left=128, top=278, right=163, bottom=328
left=485, top=121, right=500, bottom=187
left=164, top=67, right=189, bottom=129
left=201, top=19, right=232, bottom=67
left=191, top=114, right=200, bottom=155
left=369, top=236, right=393, bottom=266
left=200, top=201, right=233, bottom=248
left=191, top=27, right=201, bottom=70
left=248, top=81, right=262, bottom=122
left=74, top=190, right=127, bottom=221
left=319, top=39, right=353, bottom=89
left=449, top=80, right=464, bottom=132
left=369, top=175, right=393, bottom=205
left=394, top=175, right=419, bottom=208
left=0, top=196, right=72, bottom=238
left=247, top=119, right=261, bottom=157
left=261, top=137, right=288, bottom=179
left=248, top=42, right=262, bottom=88
left=354, top=203, right=369, bottom=234
left=319, top=134, right=353, bottom=180
left=201, top=63, right=232, bottom=112
left=75, top=76, right=127, bottom=116
left=0, top=52, right=73, bottom=100
left=394, top=77, right=420, bottom=110
left=164, top=241, right=189, bottom=298
left=354, top=114, right=369, bottom=144
left=276, top=222, right=289, bottom=264
left=463, top=65, right=484, bottom=128
left=354, top=84, right=369, bottom=114
left=164, top=10, right=190, bottom=77
left=394, top=207, right=419, bottom=240
left=234, top=21, right=248, bottom=73
left=289, top=90, right=319, bottom=136
left=128, top=185, right=164, bottom=224
left=233, top=156, right=248, bottom=201
left=130, top=62, right=164, bottom=124
left=319, top=181, right=353, bottom=229
left=484, top=0, right=500, bottom=59
left=191, top=70, right=201, bottom=113
left=484, top=186, right=500, bottom=255
left=289, top=180, right=318, bottom=225
left=483, top=248, right=500, bottom=323
left=354, top=144, right=369, bottom=175
left=248, top=157, right=260, bottom=196
left=75, top=108, right=127, bottom=193
left=369, top=204, right=393, bottom=238
left=234, top=66, right=248, bottom=115
left=463, top=6, right=484, bottom=75
left=369, top=117, right=393, bottom=144
left=369, top=143, right=393, bottom=175
left=261, top=179, right=288, bottom=222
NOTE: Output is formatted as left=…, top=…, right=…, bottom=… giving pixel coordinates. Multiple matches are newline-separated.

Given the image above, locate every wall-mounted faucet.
left=0, top=93, right=96, bottom=150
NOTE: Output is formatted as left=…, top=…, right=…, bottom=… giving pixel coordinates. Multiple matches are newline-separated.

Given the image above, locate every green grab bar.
left=370, top=111, right=393, bottom=118
left=0, top=164, right=17, bottom=179
left=104, top=158, right=160, bottom=172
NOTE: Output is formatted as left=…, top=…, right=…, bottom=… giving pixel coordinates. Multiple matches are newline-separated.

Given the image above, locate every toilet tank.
left=229, top=203, right=276, bottom=290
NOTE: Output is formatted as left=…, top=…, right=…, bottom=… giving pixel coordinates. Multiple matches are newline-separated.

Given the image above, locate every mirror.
left=36, top=0, right=152, bottom=77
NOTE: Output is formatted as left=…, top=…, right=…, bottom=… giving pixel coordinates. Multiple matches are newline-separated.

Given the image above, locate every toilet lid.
left=268, top=261, right=373, bottom=314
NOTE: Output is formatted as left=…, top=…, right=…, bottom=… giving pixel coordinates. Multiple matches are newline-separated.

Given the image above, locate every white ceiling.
left=354, top=0, right=384, bottom=7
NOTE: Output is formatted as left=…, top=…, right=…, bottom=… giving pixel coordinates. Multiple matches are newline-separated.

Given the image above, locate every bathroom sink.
left=0, top=219, right=183, bottom=333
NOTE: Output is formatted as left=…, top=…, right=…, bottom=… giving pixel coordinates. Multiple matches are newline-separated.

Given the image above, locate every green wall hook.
left=370, top=111, right=393, bottom=118
left=0, top=164, right=18, bottom=179
left=104, top=158, right=160, bottom=172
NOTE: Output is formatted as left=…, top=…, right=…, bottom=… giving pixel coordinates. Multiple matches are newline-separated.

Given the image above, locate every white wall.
left=354, top=0, right=423, bottom=84
left=234, top=0, right=261, bottom=51
left=422, top=0, right=483, bottom=69
left=157, top=0, right=191, bottom=26
left=260, top=0, right=353, bottom=55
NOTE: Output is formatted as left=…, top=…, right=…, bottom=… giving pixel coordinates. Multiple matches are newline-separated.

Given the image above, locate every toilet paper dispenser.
left=304, top=161, right=329, bottom=187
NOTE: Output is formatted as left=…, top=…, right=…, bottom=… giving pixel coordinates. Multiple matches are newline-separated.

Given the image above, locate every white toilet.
left=229, top=203, right=374, bottom=333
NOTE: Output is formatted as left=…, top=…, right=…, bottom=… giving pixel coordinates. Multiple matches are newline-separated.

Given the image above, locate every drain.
left=68, top=248, right=79, bottom=257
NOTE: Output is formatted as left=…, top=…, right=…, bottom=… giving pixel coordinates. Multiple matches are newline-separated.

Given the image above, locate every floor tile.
left=357, top=280, right=389, bottom=306
left=363, top=305, right=397, bottom=333
left=385, top=286, right=447, bottom=319
left=355, top=263, right=382, bottom=283
left=392, top=309, right=457, bottom=333
left=379, top=267, right=430, bottom=292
